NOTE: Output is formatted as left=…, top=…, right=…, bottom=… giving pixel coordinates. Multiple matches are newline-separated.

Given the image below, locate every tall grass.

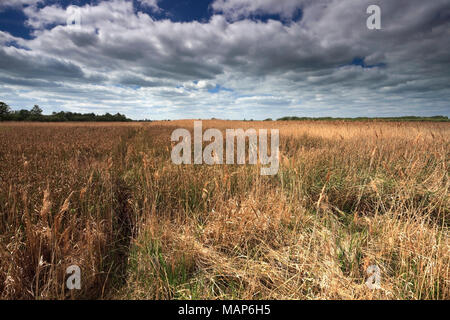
left=0, top=120, right=448, bottom=299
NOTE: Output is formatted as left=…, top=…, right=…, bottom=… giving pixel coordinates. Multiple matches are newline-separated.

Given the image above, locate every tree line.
left=0, top=102, right=131, bottom=122
left=276, top=116, right=449, bottom=122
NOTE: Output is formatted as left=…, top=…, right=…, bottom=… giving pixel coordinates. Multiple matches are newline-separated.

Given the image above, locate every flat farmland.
left=0, top=120, right=448, bottom=299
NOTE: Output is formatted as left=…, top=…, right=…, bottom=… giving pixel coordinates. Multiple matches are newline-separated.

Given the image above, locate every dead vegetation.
left=0, top=120, right=448, bottom=299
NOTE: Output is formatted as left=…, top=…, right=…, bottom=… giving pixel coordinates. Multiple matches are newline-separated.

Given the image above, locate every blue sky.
left=0, top=0, right=449, bottom=120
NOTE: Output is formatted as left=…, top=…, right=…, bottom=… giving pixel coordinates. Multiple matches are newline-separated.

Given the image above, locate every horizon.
left=1, top=100, right=449, bottom=122
left=0, top=0, right=449, bottom=119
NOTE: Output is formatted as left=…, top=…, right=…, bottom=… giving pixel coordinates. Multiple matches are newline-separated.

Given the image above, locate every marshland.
left=0, top=120, right=448, bottom=299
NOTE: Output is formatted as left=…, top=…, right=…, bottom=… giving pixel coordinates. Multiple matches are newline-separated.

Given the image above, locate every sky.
left=0, top=0, right=449, bottom=120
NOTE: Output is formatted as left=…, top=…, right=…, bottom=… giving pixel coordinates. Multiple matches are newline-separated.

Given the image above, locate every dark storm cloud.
left=118, top=73, right=168, bottom=87
left=0, top=45, right=84, bottom=79
left=0, top=75, right=60, bottom=88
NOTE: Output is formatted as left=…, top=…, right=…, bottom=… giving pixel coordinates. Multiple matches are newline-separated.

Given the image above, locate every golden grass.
left=0, top=120, right=448, bottom=299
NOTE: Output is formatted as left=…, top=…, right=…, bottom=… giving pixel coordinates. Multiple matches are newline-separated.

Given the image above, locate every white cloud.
left=0, top=0, right=41, bottom=10
left=24, top=4, right=69, bottom=29
left=138, top=0, right=161, bottom=12
left=212, top=0, right=305, bottom=20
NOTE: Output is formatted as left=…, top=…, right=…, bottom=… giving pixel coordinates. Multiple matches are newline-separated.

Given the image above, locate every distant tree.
left=0, top=102, right=132, bottom=122
left=31, top=105, right=43, bottom=115
left=0, top=102, right=11, bottom=120
left=17, top=109, right=31, bottom=121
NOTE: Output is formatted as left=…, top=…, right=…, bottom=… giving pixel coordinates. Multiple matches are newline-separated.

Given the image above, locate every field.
left=0, top=120, right=448, bottom=300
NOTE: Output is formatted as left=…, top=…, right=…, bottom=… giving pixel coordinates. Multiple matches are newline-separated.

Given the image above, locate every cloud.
left=24, top=4, right=70, bottom=29
left=211, top=0, right=304, bottom=20
left=0, top=45, right=85, bottom=80
left=0, top=0, right=449, bottom=119
left=0, top=0, right=41, bottom=11
left=138, top=0, right=161, bottom=12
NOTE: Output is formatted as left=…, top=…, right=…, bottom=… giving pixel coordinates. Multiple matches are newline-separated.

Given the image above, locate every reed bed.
left=0, top=120, right=448, bottom=299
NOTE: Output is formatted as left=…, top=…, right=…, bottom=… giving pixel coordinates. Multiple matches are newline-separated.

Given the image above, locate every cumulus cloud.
left=0, top=0, right=449, bottom=119
left=138, top=0, right=161, bottom=12
left=212, top=0, right=305, bottom=20
left=0, top=0, right=41, bottom=10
